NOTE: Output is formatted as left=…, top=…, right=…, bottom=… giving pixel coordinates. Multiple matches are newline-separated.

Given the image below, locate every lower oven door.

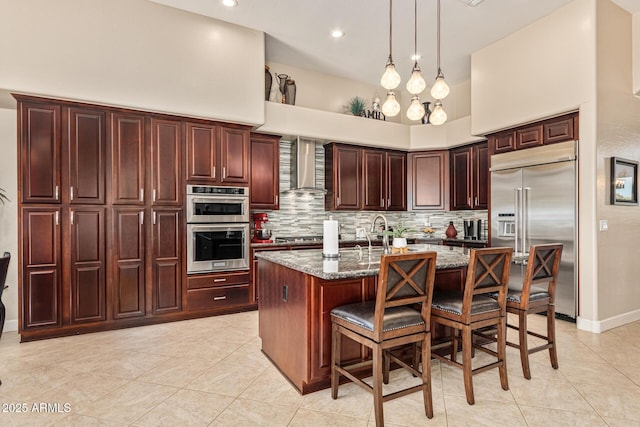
left=187, top=223, right=250, bottom=273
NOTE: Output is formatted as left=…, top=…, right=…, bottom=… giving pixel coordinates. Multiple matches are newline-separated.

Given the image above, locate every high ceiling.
left=149, top=0, right=640, bottom=87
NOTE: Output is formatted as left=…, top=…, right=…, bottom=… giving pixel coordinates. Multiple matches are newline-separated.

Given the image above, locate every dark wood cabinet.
left=250, top=133, right=280, bottom=210
left=326, top=143, right=406, bottom=211
left=387, top=151, right=407, bottom=211
left=111, top=113, right=145, bottom=205
left=408, top=150, right=449, bottom=211
left=112, top=207, right=146, bottom=319
left=67, top=108, right=106, bottom=205
left=20, top=102, right=61, bottom=204
left=450, top=142, right=488, bottom=211
left=151, top=208, right=182, bottom=314
left=325, top=144, right=361, bottom=210
left=21, top=207, right=62, bottom=329
left=220, top=126, right=250, bottom=184
left=362, top=149, right=385, bottom=210
left=16, top=94, right=260, bottom=341
left=488, top=112, right=579, bottom=155
left=186, top=123, right=250, bottom=185
left=186, top=271, right=251, bottom=311
left=69, top=207, right=106, bottom=323
left=150, top=118, right=182, bottom=206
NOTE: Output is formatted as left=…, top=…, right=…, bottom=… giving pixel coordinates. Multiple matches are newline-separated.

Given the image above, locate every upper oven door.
left=187, top=223, right=250, bottom=273
left=187, top=195, right=249, bottom=223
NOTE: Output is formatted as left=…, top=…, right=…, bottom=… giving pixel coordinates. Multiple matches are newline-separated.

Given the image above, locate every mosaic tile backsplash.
left=252, top=141, right=488, bottom=240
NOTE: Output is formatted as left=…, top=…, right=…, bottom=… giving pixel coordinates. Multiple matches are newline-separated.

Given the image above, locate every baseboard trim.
left=577, top=308, right=640, bottom=333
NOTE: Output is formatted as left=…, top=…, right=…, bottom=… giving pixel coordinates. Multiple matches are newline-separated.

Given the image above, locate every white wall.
left=595, top=0, right=640, bottom=327
left=633, top=13, right=640, bottom=95
left=0, top=0, right=265, bottom=125
left=470, top=0, right=595, bottom=135
left=0, top=108, right=18, bottom=332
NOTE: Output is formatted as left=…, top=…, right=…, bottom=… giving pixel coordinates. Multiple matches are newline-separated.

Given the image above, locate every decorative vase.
left=264, top=65, right=272, bottom=101
left=284, top=79, right=296, bottom=105
left=445, top=221, right=457, bottom=238
left=422, top=102, right=432, bottom=124
left=276, top=73, right=289, bottom=103
left=392, top=237, right=407, bottom=248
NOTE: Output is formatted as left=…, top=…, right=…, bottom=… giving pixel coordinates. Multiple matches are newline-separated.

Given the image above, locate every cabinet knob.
left=55, top=211, right=59, bottom=225
left=212, top=166, right=216, bottom=179
left=70, top=186, right=74, bottom=201
left=213, top=295, right=227, bottom=301
left=153, top=211, right=157, bottom=225
left=55, top=185, right=59, bottom=200
left=222, top=167, right=226, bottom=179
left=152, top=189, right=156, bottom=202
left=213, top=278, right=226, bottom=283
left=275, top=195, right=278, bottom=205
left=140, top=188, right=144, bottom=202
left=70, top=211, right=74, bottom=225
left=139, top=211, right=144, bottom=225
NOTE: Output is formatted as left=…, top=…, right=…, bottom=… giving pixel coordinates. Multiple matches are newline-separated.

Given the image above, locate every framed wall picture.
left=611, top=157, right=638, bottom=206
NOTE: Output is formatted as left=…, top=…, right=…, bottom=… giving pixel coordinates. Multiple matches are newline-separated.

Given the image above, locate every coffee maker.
left=252, top=212, right=273, bottom=243
left=463, top=219, right=483, bottom=240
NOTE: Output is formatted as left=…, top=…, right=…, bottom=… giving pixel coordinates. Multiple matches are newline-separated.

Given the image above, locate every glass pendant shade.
left=381, top=62, right=401, bottom=90
left=406, top=66, right=426, bottom=95
left=406, top=95, right=425, bottom=121
left=381, top=91, right=401, bottom=117
left=430, top=74, right=450, bottom=100
left=430, top=101, right=447, bottom=125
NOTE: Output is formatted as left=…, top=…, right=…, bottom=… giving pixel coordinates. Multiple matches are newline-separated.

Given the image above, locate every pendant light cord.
left=388, top=0, right=393, bottom=63
left=413, top=0, right=417, bottom=65
left=436, top=0, right=441, bottom=73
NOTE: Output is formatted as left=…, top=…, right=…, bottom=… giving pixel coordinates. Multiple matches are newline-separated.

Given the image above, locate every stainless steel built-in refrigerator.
left=490, top=140, right=577, bottom=319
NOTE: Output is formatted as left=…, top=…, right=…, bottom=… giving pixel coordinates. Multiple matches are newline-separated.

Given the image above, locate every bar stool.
left=430, top=247, right=512, bottom=405
left=491, top=243, right=563, bottom=379
left=330, top=251, right=437, bottom=427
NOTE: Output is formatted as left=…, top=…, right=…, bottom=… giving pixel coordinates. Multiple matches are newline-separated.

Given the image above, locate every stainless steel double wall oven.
left=186, top=185, right=250, bottom=273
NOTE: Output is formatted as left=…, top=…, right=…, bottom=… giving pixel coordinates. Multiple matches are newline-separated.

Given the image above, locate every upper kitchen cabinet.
left=17, top=96, right=107, bottom=205
left=19, top=100, right=61, bottom=204
left=111, top=112, right=146, bottom=205
left=362, top=149, right=407, bottom=211
left=408, top=151, right=449, bottom=211
left=325, top=143, right=361, bottom=210
left=250, top=133, right=281, bottom=210
left=150, top=118, right=182, bottom=206
left=450, top=142, right=488, bottom=211
left=326, top=143, right=406, bottom=211
left=488, top=112, right=578, bottom=155
left=186, top=122, right=250, bottom=185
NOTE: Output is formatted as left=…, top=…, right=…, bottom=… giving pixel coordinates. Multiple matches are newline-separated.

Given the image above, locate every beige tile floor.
left=1, top=311, right=639, bottom=426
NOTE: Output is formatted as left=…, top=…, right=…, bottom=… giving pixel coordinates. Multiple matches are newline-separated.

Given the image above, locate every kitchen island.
left=256, top=244, right=471, bottom=394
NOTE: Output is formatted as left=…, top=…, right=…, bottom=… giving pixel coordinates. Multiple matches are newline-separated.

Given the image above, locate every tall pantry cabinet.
left=16, top=95, right=183, bottom=340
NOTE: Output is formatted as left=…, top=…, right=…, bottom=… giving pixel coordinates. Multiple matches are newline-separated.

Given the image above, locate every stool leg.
left=518, top=311, right=531, bottom=380
left=462, top=326, right=474, bottom=405
left=373, top=345, right=384, bottom=427
left=451, top=328, right=459, bottom=363
left=548, top=304, right=559, bottom=369
left=331, top=323, right=341, bottom=399
left=421, top=335, right=433, bottom=419
left=383, top=351, right=390, bottom=384
left=498, top=316, right=509, bottom=391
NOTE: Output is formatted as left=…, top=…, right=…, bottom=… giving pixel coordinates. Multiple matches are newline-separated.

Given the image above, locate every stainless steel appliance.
left=186, top=185, right=250, bottom=273
left=187, top=223, right=250, bottom=273
left=186, top=185, right=249, bottom=223
left=490, top=140, right=577, bottom=319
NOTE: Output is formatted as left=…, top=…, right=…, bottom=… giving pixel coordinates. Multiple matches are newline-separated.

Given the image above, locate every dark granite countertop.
left=255, top=244, right=471, bottom=280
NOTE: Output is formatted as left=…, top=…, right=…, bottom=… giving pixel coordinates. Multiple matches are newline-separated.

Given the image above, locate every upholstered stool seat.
left=331, top=301, right=425, bottom=333
left=432, top=292, right=500, bottom=316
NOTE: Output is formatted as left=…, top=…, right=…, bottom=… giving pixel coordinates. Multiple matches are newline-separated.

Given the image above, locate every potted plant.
left=0, top=188, right=8, bottom=205
left=386, top=223, right=416, bottom=249
left=346, top=96, right=367, bottom=117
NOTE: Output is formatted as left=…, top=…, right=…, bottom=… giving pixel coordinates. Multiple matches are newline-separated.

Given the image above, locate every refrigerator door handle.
left=514, top=188, right=521, bottom=254
left=523, top=187, right=530, bottom=254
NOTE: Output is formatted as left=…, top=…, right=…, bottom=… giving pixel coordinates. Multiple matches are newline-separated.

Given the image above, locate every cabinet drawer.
left=187, top=284, right=250, bottom=311
left=187, top=271, right=250, bottom=289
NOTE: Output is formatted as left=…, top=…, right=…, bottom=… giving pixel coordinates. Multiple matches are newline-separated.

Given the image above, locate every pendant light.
left=430, top=0, right=450, bottom=100
left=380, top=0, right=401, bottom=90
left=430, top=100, right=447, bottom=126
left=406, top=0, right=426, bottom=96
left=381, top=91, right=401, bottom=117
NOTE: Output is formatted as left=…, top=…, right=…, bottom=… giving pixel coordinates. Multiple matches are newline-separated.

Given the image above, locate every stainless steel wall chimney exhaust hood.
left=287, top=137, right=325, bottom=193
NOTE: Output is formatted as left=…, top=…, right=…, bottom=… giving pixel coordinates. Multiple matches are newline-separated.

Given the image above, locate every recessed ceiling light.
left=331, top=29, right=345, bottom=38
left=222, top=0, right=238, bottom=7
left=411, top=54, right=421, bottom=61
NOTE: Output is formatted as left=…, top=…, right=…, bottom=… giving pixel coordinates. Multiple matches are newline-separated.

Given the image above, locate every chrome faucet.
left=370, top=214, right=390, bottom=254
left=356, top=227, right=373, bottom=258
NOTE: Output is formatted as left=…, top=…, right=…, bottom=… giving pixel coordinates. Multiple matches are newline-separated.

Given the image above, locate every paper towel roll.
left=323, top=218, right=339, bottom=258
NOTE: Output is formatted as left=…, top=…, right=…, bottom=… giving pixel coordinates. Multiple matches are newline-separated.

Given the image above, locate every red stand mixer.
left=252, top=212, right=273, bottom=243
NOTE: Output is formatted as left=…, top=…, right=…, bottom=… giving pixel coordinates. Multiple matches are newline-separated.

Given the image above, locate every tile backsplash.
left=252, top=141, right=488, bottom=240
